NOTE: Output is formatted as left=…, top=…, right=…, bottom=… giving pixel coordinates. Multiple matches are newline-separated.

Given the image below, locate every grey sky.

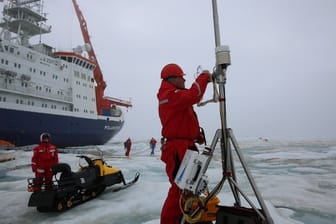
left=42, top=0, right=336, bottom=141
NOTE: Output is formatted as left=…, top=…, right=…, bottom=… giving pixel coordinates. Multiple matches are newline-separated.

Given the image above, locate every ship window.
left=9, top=47, right=14, bottom=53
left=67, top=57, right=73, bottom=63
left=16, top=99, right=19, bottom=104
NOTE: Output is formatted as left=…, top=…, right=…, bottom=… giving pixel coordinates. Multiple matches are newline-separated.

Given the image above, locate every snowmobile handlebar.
left=76, top=155, right=94, bottom=166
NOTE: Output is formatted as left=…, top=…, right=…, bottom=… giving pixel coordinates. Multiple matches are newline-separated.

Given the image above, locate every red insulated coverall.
left=157, top=73, right=209, bottom=224
left=31, top=142, right=58, bottom=191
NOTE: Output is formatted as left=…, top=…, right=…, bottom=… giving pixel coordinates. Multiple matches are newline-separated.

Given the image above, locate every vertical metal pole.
left=212, top=0, right=229, bottom=175
left=212, top=0, right=221, bottom=47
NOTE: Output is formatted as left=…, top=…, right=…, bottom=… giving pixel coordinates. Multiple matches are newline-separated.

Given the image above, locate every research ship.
left=0, top=0, right=131, bottom=147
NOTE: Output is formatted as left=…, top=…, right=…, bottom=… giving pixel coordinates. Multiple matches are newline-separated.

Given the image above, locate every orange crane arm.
left=72, top=0, right=106, bottom=91
left=71, top=0, right=132, bottom=112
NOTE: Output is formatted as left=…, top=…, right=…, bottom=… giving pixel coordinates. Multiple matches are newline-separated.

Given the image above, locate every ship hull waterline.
left=0, top=108, right=124, bottom=147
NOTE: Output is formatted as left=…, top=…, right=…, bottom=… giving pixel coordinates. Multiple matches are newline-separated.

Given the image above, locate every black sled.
left=27, top=155, right=140, bottom=212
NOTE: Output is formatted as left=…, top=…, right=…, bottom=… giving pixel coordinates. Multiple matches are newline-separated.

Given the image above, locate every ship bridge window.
left=1, top=59, right=9, bottom=65
left=0, top=96, right=6, bottom=102
left=67, top=57, right=73, bottom=63
left=16, top=99, right=24, bottom=104
left=14, top=63, right=21, bottom=68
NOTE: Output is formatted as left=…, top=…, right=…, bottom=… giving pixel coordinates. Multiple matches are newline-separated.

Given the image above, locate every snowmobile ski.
left=112, top=171, right=140, bottom=192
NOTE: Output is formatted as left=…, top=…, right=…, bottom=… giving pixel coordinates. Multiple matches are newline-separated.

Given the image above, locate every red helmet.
left=160, top=63, right=185, bottom=79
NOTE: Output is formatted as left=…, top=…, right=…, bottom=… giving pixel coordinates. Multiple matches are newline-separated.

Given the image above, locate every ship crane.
left=71, top=0, right=132, bottom=115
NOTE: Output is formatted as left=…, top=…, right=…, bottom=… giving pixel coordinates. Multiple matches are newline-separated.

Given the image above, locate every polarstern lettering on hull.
left=104, top=125, right=120, bottom=130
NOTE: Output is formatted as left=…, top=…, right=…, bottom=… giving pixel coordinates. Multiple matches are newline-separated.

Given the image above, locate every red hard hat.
left=161, top=63, right=185, bottom=79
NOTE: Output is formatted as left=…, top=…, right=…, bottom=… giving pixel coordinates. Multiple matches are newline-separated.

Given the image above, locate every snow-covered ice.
left=1, top=138, right=335, bottom=224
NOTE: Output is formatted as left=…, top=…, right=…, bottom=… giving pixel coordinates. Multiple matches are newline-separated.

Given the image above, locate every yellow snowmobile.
left=27, top=155, right=140, bottom=212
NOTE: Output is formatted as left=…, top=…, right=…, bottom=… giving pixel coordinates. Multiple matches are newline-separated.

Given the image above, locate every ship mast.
left=0, top=0, right=51, bottom=46
left=71, top=0, right=132, bottom=115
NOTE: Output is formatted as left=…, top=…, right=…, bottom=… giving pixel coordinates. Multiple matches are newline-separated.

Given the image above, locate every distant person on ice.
left=149, top=137, right=157, bottom=156
left=157, top=63, right=211, bottom=223
left=31, top=133, right=58, bottom=191
left=124, top=137, right=132, bottom=157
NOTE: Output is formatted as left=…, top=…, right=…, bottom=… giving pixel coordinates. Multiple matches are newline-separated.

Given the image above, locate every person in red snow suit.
left=125, top=138, right=132, bottom=157
left=31, top=133, right=58, bottom=191
left=157, top=63, right=211, bottom=224
left=149, top=137, right=157, bottom=155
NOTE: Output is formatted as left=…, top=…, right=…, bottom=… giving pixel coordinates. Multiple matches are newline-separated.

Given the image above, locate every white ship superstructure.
left=0, top=0, right=130, bottom=147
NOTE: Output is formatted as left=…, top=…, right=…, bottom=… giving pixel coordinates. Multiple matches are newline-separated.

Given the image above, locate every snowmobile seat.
left=73, top=165, right=100, bottom=188
left=52, top=163, right=71, bottom=175
left=52, top=163, right=77, bottom=189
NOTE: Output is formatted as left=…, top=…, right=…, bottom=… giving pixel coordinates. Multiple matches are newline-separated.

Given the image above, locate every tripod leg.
left=228, top=128, right=274, bottom=224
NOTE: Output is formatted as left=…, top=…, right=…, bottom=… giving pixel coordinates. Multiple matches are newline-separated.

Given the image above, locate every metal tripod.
left=195, top=0, right=274, bottom=223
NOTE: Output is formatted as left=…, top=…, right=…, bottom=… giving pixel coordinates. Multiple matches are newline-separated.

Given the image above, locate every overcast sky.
left=39, top=0, right=336, bottom=141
